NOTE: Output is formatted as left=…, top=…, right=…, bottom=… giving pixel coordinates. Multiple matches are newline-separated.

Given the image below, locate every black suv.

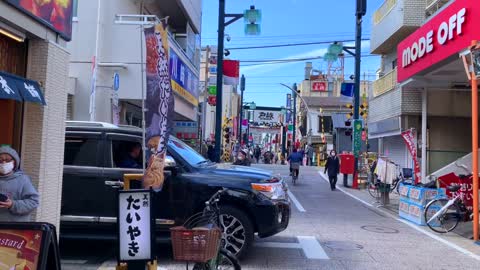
left=60, top=121, right=290, bottom=257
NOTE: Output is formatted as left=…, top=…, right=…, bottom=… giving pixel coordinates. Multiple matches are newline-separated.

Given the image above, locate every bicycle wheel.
left=292, top=170, right=297, bottom=185
left=216, top=249, right=241, bottom=270
left=424, top=198, right=461, bottom=233
left=367, top=181, right=379, bottom=199
left=192, top=249, right=241, bottom=270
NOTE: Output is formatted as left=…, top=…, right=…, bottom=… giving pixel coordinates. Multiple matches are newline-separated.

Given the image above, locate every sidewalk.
left=318, top=170, right=480, bottom=258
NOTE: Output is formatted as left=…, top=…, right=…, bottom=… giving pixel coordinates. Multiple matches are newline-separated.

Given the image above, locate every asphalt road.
left=60, top=164, right=480, bottom=270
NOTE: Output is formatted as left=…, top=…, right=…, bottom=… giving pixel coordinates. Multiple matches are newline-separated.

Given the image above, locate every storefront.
left=0, top=1, right=72, bottom=230
left=397, top=0, right=480, bottom=180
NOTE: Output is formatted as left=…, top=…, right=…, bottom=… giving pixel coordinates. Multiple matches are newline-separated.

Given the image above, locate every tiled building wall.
left=21, top=39, right=69, bottom=230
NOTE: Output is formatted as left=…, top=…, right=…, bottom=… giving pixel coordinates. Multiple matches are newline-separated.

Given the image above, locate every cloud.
left=240, top=40, right=371, bottom=75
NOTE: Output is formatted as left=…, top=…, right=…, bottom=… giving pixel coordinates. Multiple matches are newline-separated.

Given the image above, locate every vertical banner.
left=353, top=119, right=363, bottom=157
left=286, top=94, right=292, bottom=123
left=223, top=60, right=240, bottom=85
left=401, top=129, right=421, bottom=183
left=144, top=22, right=175, bottom=190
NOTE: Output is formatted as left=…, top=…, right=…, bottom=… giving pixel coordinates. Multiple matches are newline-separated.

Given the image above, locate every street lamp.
left=325, top=0, right=366, bottom=189
left=214, top=3, right=261, bottom=162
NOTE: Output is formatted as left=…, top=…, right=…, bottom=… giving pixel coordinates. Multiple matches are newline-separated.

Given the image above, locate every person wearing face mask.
left=0, top=146, right=39, bottom=222
left=233, top=149, right=251, bottom=166
left=324, top=150, right=340, bottom=191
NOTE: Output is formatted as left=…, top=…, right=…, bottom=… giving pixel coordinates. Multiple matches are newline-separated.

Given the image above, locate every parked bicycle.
left=367, top=165, right=414, bottom=199
left=171, top=188, right=241, bottom=270
left=424, top=175, right=476, bottom=234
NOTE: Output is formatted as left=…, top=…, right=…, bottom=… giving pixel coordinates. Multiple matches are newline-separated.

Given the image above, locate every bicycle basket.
left=170, top=226, right=222, bottom=262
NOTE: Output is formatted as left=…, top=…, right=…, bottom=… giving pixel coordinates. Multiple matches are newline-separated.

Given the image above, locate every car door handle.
left=105, top=180, right=124, bottom=188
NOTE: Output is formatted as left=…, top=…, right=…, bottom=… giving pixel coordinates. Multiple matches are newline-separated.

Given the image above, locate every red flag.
left=401, top=129, right=421, bottom=183
left=223, top=60, right=240, bottom=85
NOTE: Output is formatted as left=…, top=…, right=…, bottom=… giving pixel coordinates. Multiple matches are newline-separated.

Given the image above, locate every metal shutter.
left=382, top=135, right=407, bottom=169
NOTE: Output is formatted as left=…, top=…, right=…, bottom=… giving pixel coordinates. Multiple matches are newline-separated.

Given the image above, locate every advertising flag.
left=401, top=129, right=421, bottom=184
left=223, top=60, right=240, bottom=85
left=144, top=22, right=175, bottom=190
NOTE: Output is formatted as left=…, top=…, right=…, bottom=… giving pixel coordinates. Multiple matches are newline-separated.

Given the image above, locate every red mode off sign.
left=397, top=0, right=480, bottom=83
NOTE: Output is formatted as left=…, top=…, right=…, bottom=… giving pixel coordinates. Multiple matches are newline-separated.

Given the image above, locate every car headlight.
left=251, top=182, right=286, bottom=200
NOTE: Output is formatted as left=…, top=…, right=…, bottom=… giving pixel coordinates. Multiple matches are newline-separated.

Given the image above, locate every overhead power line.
left=226, top=39, right=371, bottom=50
left=239, top=54, right=378, bottom=67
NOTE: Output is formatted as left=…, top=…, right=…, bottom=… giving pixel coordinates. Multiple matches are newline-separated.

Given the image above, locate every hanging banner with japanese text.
left=286, top=94, right=292, bottom=123
left=401, top=129, right=421, bottom=183
left=144, top=22, right=175, bottom=190
left=118, top=190, right=152, bottom=261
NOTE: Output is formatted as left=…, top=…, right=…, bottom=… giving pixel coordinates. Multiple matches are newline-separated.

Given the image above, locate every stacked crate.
left=398, top=183, right=445, bottom=225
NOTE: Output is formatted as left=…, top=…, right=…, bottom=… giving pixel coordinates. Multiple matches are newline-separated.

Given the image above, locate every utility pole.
left=238, top=74, right=245, bottom=144
left=292, top=83, right=297, bottom=150
left=352, top=0, right=366, bottom=189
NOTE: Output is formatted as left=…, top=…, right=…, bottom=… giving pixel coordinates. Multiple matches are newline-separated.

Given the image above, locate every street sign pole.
left=352, top=0, right=366, bottom=189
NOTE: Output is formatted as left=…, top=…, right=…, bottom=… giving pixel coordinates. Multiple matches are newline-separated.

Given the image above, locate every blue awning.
left=0, top=71, right=46, bottom=105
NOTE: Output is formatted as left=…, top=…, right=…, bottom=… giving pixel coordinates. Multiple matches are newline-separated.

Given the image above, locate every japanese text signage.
left=170, top=48, right=200, bottom=106
left=353, top=119, right=363, bottom=157
left=252, top=110, right=282, bottom=127
left=118, top=191, right=152, bottom=261
left=397, top=0, right=480, bottom=82
left=311, top=80, right=327, bottom=92
left=401, top=129, right=421, bottom=183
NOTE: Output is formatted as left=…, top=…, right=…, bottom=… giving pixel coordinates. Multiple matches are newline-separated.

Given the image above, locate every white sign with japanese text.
left=119, top=191, right=152, bottom=261
left=252, top=110, right=282, bottom=126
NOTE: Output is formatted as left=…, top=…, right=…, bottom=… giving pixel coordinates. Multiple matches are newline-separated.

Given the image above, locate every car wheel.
left=219, top=206, right=254, bottom=259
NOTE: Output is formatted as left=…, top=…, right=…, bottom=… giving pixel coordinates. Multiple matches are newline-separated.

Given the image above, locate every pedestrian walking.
left=0, top=146, right=39, bottom=222
left=207, top=142, right=215, bottom=161
left=254, top=146, right=261, bottom=163
left=233, top=149, right=251, bottom=166
left=306, top=144, right=314, bottom=166
left=324, top=150, right=340, bottom=191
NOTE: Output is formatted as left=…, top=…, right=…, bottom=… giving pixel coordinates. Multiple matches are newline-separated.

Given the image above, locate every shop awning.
left=0, top=71, right=46, bottom=105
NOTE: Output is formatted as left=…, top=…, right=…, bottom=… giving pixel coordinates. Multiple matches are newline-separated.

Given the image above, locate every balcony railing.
left=373, top=68, right=397, bottom=97
left=373, top=0, right=397, bottom=25
left=426, top=0, right=451, bottom=18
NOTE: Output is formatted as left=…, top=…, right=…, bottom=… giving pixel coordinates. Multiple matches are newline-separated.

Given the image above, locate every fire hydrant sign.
left=118, top=190, right=153, bottom=261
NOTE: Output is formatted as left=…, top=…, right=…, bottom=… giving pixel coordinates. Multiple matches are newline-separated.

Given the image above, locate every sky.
left=201, top=0, right=385, bottom=107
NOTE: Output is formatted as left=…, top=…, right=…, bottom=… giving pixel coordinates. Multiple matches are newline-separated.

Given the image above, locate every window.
left=168, top=136, right=206, bottom=166
left=392, top=59, right=398, bottom=69
left=111, top=139, right=143, bottom=169
left=64, top=137, right=100, bottom=166
left=318, top=116, right=333, bottom=133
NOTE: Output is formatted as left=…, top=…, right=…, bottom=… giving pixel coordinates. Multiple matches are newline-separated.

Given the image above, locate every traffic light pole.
left=238, top=75, right=245, bottom=144
left=292, top=84, right=297, bottom=150
left=352, top=1, right=365, bottom=189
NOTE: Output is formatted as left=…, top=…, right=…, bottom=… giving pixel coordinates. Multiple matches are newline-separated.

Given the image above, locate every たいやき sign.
left=397, top=0, right=480, bottom=82
left=118, top=190, right=152, bottom=261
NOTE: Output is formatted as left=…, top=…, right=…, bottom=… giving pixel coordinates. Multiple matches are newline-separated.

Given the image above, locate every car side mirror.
left=164, top=155, right=178, bottom=176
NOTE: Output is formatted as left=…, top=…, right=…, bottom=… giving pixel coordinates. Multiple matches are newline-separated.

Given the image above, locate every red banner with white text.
left=401, top=129, right=421, bottom=184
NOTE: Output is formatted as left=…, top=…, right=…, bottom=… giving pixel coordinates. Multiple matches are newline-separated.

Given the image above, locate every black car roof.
left=65, top=121, right=143, bottom=136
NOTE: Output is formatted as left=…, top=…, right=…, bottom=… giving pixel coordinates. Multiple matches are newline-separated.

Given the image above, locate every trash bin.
left=339, top=154, right=354, bottom=187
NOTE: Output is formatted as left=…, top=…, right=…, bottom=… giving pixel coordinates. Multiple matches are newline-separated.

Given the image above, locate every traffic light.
left=360, top=102, right=368, bottom=120
left=224, top=127, right=230, bottom=144
left=346, top=104, right=354, bottom=119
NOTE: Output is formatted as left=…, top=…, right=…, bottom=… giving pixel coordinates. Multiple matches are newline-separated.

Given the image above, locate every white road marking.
left=317, top=171, right=480, bottom=262
left=287, top=190, right=306, bottom=212
left=254, top=236, right=329, bottom=260
left=297, top=236, right=330, bottom=259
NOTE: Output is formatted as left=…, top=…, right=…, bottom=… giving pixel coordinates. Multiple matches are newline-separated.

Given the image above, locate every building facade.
left=68, top=0, right=202, bottom=130
left=370, top=0, right=479, bottom=181
left=0, top=1, right=72, bottom=229
left=199, top=47, right=240, bottom=143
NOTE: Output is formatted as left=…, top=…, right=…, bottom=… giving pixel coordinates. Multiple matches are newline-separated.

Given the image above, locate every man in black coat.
left=324, top=150, right=340, bottom=191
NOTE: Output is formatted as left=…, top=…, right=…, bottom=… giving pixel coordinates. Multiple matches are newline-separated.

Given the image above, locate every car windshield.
left=168, top=136, right=209, bottom=167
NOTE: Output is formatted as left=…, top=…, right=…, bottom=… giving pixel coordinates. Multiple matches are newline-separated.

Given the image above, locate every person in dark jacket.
left=287, top=149, right=303, bottom=176
left=207, top=143, right=215, bottom=161
left=324, top=150, right=340, bottom=191
left=233, top=149, right=251, bottom=166
left=0, top=146, right=39, bottom=222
